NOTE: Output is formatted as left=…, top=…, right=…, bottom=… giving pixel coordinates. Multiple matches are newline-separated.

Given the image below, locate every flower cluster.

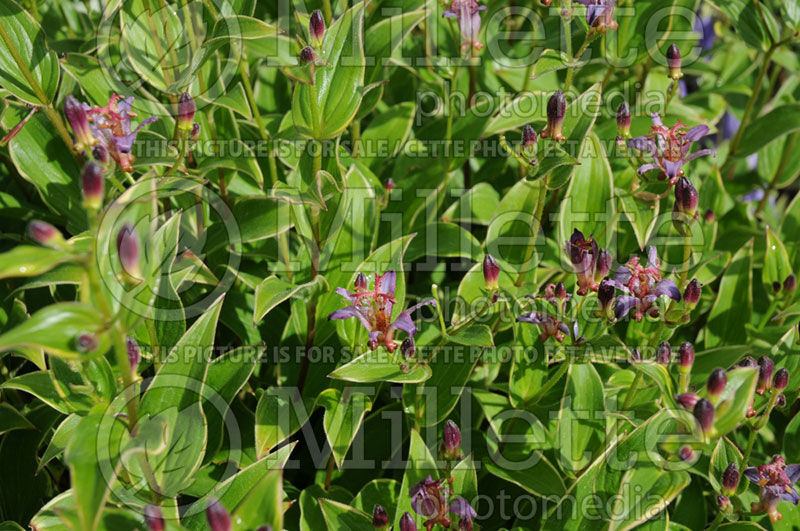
left=565, top=229, right=611, bottom=295
left=745, top=455, right=800, bottom=523
left=517, top=282, right=579, bottom=343
left=442, top=0, right=487, bottom=53
left=611, top=247, right=680, bottom=321
left=575, top=0, right=618, bottom=33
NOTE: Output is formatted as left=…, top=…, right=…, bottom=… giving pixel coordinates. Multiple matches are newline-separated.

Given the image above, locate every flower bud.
left=707, top=368, right=727, bottom=398
left=774, top=367, right=789, bottom=391
left=718, top=495, right=732, bottom=514
left=309, top=9, right=325, bottom=48
left=656, top=341, right=672, bottom=365
left=92, top=144, right=109, bottom=164
left=439, top=420, right=462, bottom=460
left=76, top=333, right=98, bottom=353
left=300, top=46, right=316, bottom=64
left=676, top=393, right=700, bottom=410
left=738, top=356, right=757, bottom=369
left=385, top=178, right=395, bottom=191
left=678, top=342, right=694, bottom=372
left=683, top=279, right=701, bottom=309
left=178, top=93, right=195, bottom=132
left=483, top=254, right=499, bottom=291
left=616, top=102, right=631, bottom=140
left=541, top=90, right=566, bottom=143
left=117, top=222, right=142, bottom=282
left=127, top=337, right=141, bottom=371
left=64, top=94, right=95, bottom=150
left=777, top=394, right=787, bottom=408
left=206, top=499, right=231, bottom=531
left=82, top=161, right=104, bottom=210
left=190, top=122, right=201, bottom=141
left=372, top=505, right=389, bottom=529
left=399, top=512, right=418, bottom=531
left=401, top=337, right=415, bottom=359
left=758, top=356, right=775, bottom=395
left=679, top=445, right=693, bottom=462
left=595, top=249, right=611, bottom=282
left=522, top=124, right=537, bottom=160
left=628, top=348, right=641, bottom=363
left=703, top=209, right=715, bottom=223
left=355, top=272, right=368, bottom=292
left=666, top=44, right=683, bottom=80
left=693, top=398, right=714, bottom=433
left=773, top=281, right=782, bottom=294
left=721, top=462, right=739, bottom=496
left=144, top=505, right=165, bottom=531
left=598, top=279, right=615, bottom=313
left=28, top=220, right=65, bottom=249
left=674, top=177, right=698, bottom=218
left=784, top=274, right=797, bottom=294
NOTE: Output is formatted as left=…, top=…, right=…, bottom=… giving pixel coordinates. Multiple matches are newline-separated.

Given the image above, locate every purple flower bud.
left=595, top=249, right=611, bottom=282
left=678, top=342, right=694, bottom=371
left=459, top=518, right=474, bottom=531
left=774, top=281, right=782, bottom=293
left=679, top=445, right=693, bottom=462
left=703, top=209, right=715, bottom=223
left=206, top=499, right=231, bottom=531
left=64, top=94, right=95, bottom=150
left=616, top=102, right=631, bottom=139
left=676, top=393, right=700, bottom=410
left=144, top=505, right=165, bottom=531
left=721, top=462, right=739, bottom=495
left=666, top=44, right=683, bottom=80
left=718, top=495, right=732, bottom=513
left=523, top=124, right=537, bottom=148
left=774, top=368, right=789, bottom=391
left=28, top=220, right=64, bottom=249
left=707, top=368, right=727, bottom=397
left=784, top=274, right=797, bottom=293
left=178, top=93, right=195, bottom=132
left=399, top=512, right=418, bottom=531
left=93, top=144, right=109, bottom=164
left=656, top=342, right=672, bottom=365
left=683, top=278, right=701, bottom=308
left=372, top=505, right=389, bottom=529
left=401, top=337, right=415, bottom=358
left=439, top=420, right=462, bottom=460
left=738, top=356, right=757, bottom=369
left=117, top=222, right=142, bottom=281
left=76, top=333, right=98, bottom=353
left=483, top=254, right=499, bottom=291
left=127, top=337, right=141, bottom=371
left=82, top=162, right=104, bottom=210
left=190, top=122, right=201, bottom=141
left=355, top=272, right=368, bottom=292
left=553, top=282, right=567, bottom=300
left=598, top=279, right=615, bottom=313
left=758, top=356, right=775, bottom=395
left=674, top=177, right=698, bottom=218
left=693, top=398, right=714, bottom=433
left=300, top=46, right=316, bottom=64
left=542, top=90, right=566, bottom=142
left=385, top=178, right=395, bottom=191
left=309, top=10, right=325, bottom=48
left=630, top=348, right=642, bottom=362
left=777, top=394, right=787, bottom=408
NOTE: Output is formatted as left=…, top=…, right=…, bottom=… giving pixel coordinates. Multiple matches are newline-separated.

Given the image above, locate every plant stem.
left=239, top=54, right=278, bottom=186
left=351, top=120, right=361, bottom=159
left=738, top=427, right=758, bottom=492
left=622, top=371, right=643, bottom=411
left=162, top=130, right=188, bottom=179
left=564, top=32, right=596, bottom=95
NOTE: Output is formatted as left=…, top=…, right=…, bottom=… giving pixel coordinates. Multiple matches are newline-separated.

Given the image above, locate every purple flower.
left=449, top=497, right=477, bottom=530
left=443, top=0, right=487, bottom=53
left=410, top=476, right=450, bottom=528
left=612, top=247, right=681, bottom=322
left=328, top=271, right=436, bottom=353
left=745, top=456, right=800, bottom=523
left=564, top=229, right=610, bottom=295
left=627, top=113, right=715, bottom=184
left=574, top=0, right=618, bottom=33
left=84, top=94, right=158, bottom=173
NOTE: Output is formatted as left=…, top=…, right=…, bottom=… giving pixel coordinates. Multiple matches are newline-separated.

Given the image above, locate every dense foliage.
left=0, top=0, right=799, bottom=530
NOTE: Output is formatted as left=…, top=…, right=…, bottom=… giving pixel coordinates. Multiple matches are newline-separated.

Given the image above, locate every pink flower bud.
left=127, top=337, right=141, bottom=371
left=82, top=162, right=104, bottom=210
left=401, top=337, right=415, bottom=359
left=309, top=10, right=325, bottom=48
left=666, top=44, right=683, bottom=80
left=774, top=367, right=789, bottom=391
left=483, top=254, right=499, bottom=291
left=64, top=94, right=95, bottom=150
left=541, top=90, right=566, bottom=142
left=676, top=393, right=700, bottom=410
left=707, top=368, right=727, bottom=397
left=784, top=274, right=797, bottom=294
left=144, top=505, right=165, bottom=531
left=117, top=222, right=142, bottom=281
left=355, top=272, right=368, bottom=292
left=721, top=462, right=739, bottom=496
left=683, top=279, right=701, bottom=308
left=679, top=445, right=694, bottom=462
left=372, top=505, right=389, bottom=529
left=693, top=398, right=714, bottom=433
left=28, top=220, right=64, bottom=249
left=76, top=333, right=98, bottom=353
left=178, top=93, right=195, bottom=132
left=616, top=102, right=631, bottom=139
left=439, top=419, right=462, bottom=460
left=399, top=512, right=418, bottom=531
left=678, top=342, right=694, bottom=371
left=674, top=177, right=698, bottom=220
left=656, top=342, right=672, bottom=365
left=206, top=499, right=231, bottom=531
left=300, top=46, right=316, bottom=64
left=758, top=356, right=775, bottom=395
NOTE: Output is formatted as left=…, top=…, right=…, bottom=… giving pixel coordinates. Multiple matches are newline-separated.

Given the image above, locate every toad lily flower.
left=83, top=94, right=158, bottom=173
left=565, top=229, right=611, bottom=295
left=613, top=247, right=681, bottom=321
left=627, top=113, right=715, bottom=184
left=575, top=0, right=618, bottom=33
left=328, top=271, right=435, bottom=353
left=745, top=455, right=800, bottom=523
left=443, top=0, right=487, bottom=53
left=517, top=283, right=580, bottom=343
left=410, top=476, right=450, bottom=529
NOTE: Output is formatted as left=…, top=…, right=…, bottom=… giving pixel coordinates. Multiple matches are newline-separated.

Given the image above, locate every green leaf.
left=446, top=324, right=494, bottom=347
left=351, top=479, right=400, bottom=522
left=405, top=222, right=484, bottom=262
left=633, top=361, right=679, bottom=409
left=292, top=1, right=366, bottom=139
left=442, top=183, right=500, bottom=226
left=702, top=367, right=758, bottom=438
left=706, top=240, right=753, bottom=349
left=393, top=430, right=438, bottom=529
left=317, top=388, right=373, bottom=468
left=0, top=402, right=35, bottom=435
left=734, top=104, right=800, bottom=158
left=359, top=101, right=416, bottom=170
left=230, top=469, right=283, bottom=531
left=763, top=228, right=793, bottom=293
left=301, top=485, right=352, bottom=531
left=328, top=348, right=432, bottom=384
left=709, top=437, right=742, bottom=493
left=0, top=0, right=59, bottom=104
left=0, top=371, right=71, bottom=414
left=618, top=180, right=660, bottom=250
left=556, top=362, right=605, bottom=474
left=254, top=275, right=315, bottom=323
left=485, top=179, right=543, bottom=272
left=319, top=499, right=374, bottom=531
left=38, top=414, right=82, bottom=472
left=254, top=388, right=314, bottom=459
left=0, top=246, right=75, bottom=280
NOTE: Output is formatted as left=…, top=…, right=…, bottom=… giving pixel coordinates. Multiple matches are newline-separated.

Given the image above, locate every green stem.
left=162, top=130, right=188, bottom=179
left=351, top=120, right=361, bottom=159
left=738, top=428, right=758, bottom=493
left=563, top=32, right=597, bottom=95
left=622, top=371, right=643, bottom=411
left=664, top=79, right=678, bottom=115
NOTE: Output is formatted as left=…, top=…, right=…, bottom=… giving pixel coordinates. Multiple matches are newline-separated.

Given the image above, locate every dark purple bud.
left=598, top=279, right=615, bottom=312
left=178, top=93, right=195, bottom=132
left=401, top=337, right=415, bottom=359
left=522, top=124, right=537, bottom=147
left=773, top=281, right=782, bottom=293
left=784, top=274, right=797, bottom=293
left=777, top=394, right=787, bottom=408
left=483, top=254, right=499, bottom=291
left=93, top=144, right=109, bottom=164
left=704, top=209, right=715, bottom=223
left=255, top=527, right=273, bottom=531
left=372, top=505, right=389, bottom=529
left=459, top=519, right=474, bottom=531
left=738, top=356, right=757, bottom=369
left=676, top=393, right=700, bottom=410
left=64, top=94, right=95, bottom=150
left=355, top=272, right=368, bottom=291
left=300, top=46, right=316, bottom=64
left=679, top=445, right=693, bottom=462
left=630, top=348, right=642, bottom=362
left=554, top=282, right=567, bottom=300
left=674, top=177, right=698, bottom=218
left=206, top=499, right=231, bottom=531
left=721, top=462, right=739, bottom=495
left=693, top=398, right=714, bottom=433
left=683, top=279, right=701, bottom=308
left=439, top=419, right=462, bottom=460
left=774, top=368, right=789, bottom=391
left=144, top=505, right=165, bottom=531
left=76, top=333, right=98, bottom=353
left=666, top=44, right=683, bottom=80
left=82, top=162, right=104, bottom=210
left=758, top=356, right=775, bottom=395
left=127, top=337, right=141, bottom=370
left=678, top=342, right=694, bottom=371
left=190, top=122, right=201, bottom=140
left=309, top=10, right=325, bottom=48
left=542, top=90, right=566, bottom=142
left=385, top=178, right=395, bottom=191
left=399, top=512, right=418, bottom=531
left=656, top=342, right=672, bottom=365
left=718, top=495, right=732, bottom=513
left=117, top=222, right=142, bottom=281
left=616, top=102, right=631, bottom=138
left=595, top=249, right=611, bottom=281
left=707, top=368, right=727, bottom=397
left=28, top=220, right=64, bottom=248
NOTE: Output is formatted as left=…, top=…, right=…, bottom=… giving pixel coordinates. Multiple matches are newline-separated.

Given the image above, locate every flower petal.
left=335, top=287, right=356, bottom=302
left=685, top=125, right=710, bottom=142
left=636, top=163, right=662, bottom=175
left=614, top=266, right=632, bottom=285
left=787, top=464, right=800, bottom=485
left=379, top=270, right=397, bottom=296
left=628, top=136, right=654, bottom=153
left=781, top=488, right=800, bottom=505
left=743, top=467, right=761, bottom=483
left=390, top=299, right=436, bottom=337
left=328, top=305, right=371, bottom=333
left=615, top=295, right=638, bottom=320
left=654, top=279, right=681, bottom=301
left=449, top=497, right=477, bottom=518
left=684, top=148, right=716, bottom=163
left=442, top=9, right=457, bottom=17
left=517, top=312, right=545, bottom=324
